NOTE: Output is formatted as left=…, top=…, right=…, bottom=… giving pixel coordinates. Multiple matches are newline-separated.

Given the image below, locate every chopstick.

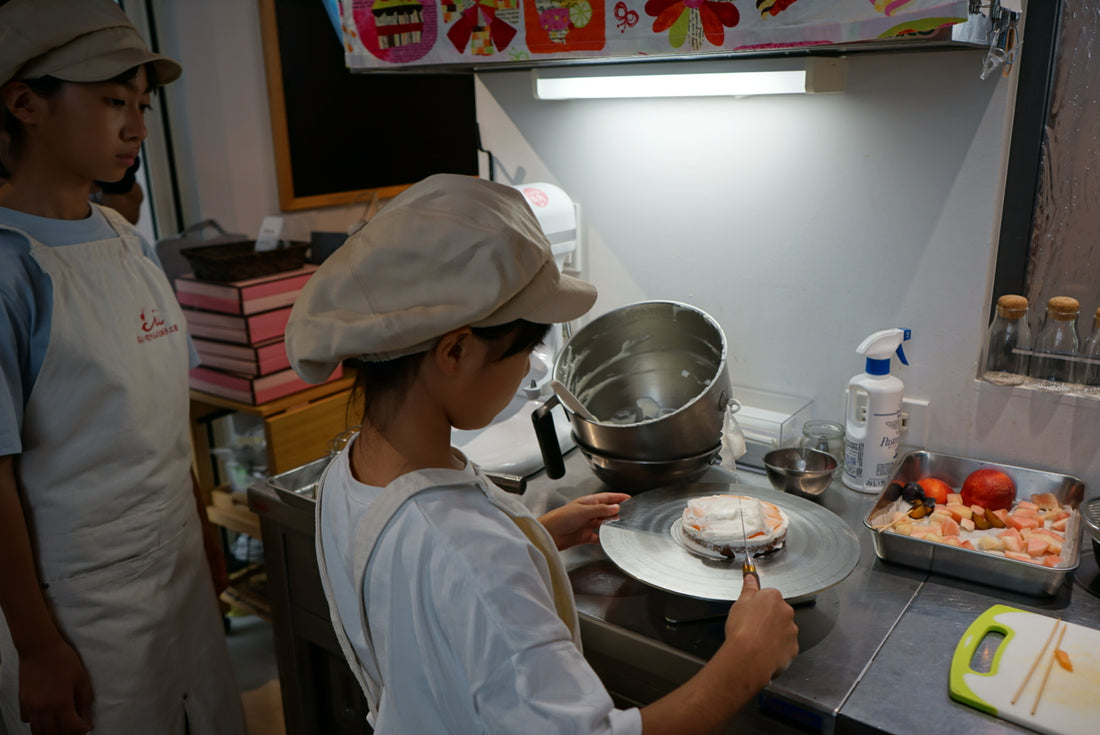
left=1031, top=622, right=1068, bottom=716
left=1010, top=616, right=1061, bottom=705
left=873, top=514, right=912, bottom=532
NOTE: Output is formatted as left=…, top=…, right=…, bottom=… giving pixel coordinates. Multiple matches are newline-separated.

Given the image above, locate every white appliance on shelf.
left=452, top=182, right=583, bottom=479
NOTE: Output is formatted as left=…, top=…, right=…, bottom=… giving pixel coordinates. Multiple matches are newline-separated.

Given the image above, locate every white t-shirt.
left=318, top=441, right=643, bottom=735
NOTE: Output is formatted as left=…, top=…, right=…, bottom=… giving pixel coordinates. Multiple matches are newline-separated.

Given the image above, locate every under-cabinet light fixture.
left=533, top=58, right=845, bottom=100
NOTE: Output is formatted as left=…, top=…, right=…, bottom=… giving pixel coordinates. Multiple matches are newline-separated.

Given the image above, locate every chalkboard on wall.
left=259, top=0, right=479, bottom=211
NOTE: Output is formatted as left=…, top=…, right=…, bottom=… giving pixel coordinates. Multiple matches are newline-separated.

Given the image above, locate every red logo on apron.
left=138, top=307, right=178, bottom=344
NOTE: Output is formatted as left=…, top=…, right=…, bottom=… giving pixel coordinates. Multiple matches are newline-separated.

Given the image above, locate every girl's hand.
left=539, top=492, right=630, bottom=550
left=19, top=637, right=94, bottom=735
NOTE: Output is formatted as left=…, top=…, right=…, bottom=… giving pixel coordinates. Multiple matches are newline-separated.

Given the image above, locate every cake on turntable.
left=599, top=482, right=859, bottom=602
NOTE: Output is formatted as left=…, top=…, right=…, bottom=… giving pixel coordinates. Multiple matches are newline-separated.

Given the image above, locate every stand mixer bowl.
left=532, top=301, right=730, bottom=479
left=576, top=440, right=722, bottom=492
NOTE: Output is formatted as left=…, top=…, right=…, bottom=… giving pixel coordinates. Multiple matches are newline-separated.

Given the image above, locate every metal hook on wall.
left=979, top=0, right=1022, bottom=80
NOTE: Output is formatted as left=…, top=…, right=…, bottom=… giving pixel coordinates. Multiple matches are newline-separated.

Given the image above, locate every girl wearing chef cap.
left=286, top=173, right=799, bottom=734
left=0, top=2, right=246, bottom=734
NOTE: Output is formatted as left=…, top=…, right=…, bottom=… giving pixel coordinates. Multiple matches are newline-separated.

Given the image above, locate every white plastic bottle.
left=843, top=328, right=911, bottom=493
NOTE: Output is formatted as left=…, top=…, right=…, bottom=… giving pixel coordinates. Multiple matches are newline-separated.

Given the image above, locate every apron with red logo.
left=314, top=444, right=581, bottom=719
left=0, top=206, right=246, bottom=734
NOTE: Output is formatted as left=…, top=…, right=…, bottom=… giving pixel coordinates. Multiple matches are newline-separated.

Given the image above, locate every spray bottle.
left=843, top=328, right=912, bottom=493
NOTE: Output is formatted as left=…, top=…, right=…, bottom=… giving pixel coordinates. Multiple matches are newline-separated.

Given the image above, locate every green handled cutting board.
left=950, top=605, right=1100, bottom=735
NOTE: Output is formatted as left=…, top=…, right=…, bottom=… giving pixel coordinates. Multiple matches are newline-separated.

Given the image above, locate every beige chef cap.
left=285, top=174, right=597, bottom=384
left=0, top=0, right=182, bottom=89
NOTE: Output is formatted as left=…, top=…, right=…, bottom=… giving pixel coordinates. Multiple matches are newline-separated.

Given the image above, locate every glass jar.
left=1076, top=307, right=1100, bottom=395
left=1029, top=296, right=1080, bottom=391
left=800, top=420, right=845, bottom=476
left=980, top=294, right=1030, bottom=385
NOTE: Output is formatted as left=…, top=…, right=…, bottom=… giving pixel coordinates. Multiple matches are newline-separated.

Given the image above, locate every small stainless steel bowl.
left=577, top=442, right=722, bottom=493
left=763, top=447, right=838, bottom=499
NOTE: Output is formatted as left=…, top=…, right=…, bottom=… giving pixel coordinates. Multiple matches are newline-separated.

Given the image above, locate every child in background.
left=285, top=174, right=799, bottom=734
left=0, top=1, right=246, bottom=733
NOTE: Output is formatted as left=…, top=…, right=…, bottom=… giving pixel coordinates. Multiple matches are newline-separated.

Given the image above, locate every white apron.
left=0, top=207, right=246, bottom=735
left=315, top=451, right=581, bottom=718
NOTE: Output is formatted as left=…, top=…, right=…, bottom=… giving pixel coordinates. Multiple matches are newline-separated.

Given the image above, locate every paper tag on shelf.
left=255, top=216, right=284, bottom=252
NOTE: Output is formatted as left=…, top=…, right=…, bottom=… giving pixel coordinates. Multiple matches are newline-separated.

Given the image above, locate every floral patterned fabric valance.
left=337, top=0, right=973, bottom=69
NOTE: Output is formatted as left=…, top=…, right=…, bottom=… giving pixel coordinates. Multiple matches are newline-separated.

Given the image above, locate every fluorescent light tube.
left=533, top=59, right=845, bottom=100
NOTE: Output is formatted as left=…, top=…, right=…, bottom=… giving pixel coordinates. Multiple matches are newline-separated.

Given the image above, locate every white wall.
left=153, top=0, right=363, bottom=240
left=157, top=3, right=1099, bottom=493
left=474, top=52, right=1100, bottom=491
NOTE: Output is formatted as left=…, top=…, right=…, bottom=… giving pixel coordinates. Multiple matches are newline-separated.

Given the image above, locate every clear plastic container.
left=980, top=294, right=1030, bottom=386
left=1029, top=296, right=1080, bottom=392
left=731, top=385, right=813, bottom=471
left=1076, top=307, right=1100, bottom=395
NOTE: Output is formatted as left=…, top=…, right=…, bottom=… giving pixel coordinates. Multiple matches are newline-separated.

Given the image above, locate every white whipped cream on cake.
left=680, top=494, right=789, bottom=557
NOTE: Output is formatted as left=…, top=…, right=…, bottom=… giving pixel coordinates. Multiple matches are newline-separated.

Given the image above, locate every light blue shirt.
left=0, top=205, right=196, bottom=456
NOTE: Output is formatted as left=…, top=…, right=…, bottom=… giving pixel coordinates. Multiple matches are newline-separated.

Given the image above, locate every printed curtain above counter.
left=337, top=0, right=973, bottom=69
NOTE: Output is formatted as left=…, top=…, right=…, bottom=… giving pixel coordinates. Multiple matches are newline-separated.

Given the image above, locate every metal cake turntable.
left=599, top=482, right=860, bottom=603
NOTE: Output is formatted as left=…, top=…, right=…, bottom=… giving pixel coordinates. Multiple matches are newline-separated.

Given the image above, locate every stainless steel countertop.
left=521, top=449, right=1100, bottom=734
left=250, top=445, right=1099, bottom=734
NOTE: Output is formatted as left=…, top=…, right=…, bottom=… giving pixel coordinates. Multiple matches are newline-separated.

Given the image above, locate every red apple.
left=960, top=469, right=1016, bottom=512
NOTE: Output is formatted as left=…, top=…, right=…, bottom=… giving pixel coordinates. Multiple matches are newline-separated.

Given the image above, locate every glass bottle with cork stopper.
left=1029, top=296, right=1080, bottom=391
left=980, top=294, right=1030, bottom=385
left=1076, top=307, right=1100, bottom=395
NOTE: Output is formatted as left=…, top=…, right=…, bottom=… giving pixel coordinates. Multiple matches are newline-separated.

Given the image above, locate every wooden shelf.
left=221, top=564, right=270, bottom=621
left=191, top=367, right=360, bottom=477
left=207, top=488, right=262, bottom=539
left=191, top=368, right=361, bottom=628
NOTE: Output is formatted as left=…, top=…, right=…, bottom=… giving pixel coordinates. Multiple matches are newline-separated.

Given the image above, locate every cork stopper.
left=1046, top=296, right=1079, bottom=321
left=1094, top=307, right=1100, bottom=329
left=995, top=294, right=1028, bottom=319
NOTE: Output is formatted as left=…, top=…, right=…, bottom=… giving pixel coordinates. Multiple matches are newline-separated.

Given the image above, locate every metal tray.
left=600, top=482, right=860, bottom=603
left=863, top=451, right=1085, bottom=596
left=266, top=455, right=331, bottom=509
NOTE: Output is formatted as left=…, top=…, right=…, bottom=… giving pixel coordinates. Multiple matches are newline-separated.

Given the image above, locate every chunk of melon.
left=977, top=535, right=1006, bottom=552
left=946, top=503, right=973, bottom=521
left=1030, top=492, right=1059, bottom=510
left=1005, top=551, right=1037, bottom=563
left=938, top=517, right=961, bottom=537
left=931, top=508, right=954, bottom=523
left=1026, top=536, right=1049, bottom=557
left=1007, top=515, right=1040, bottom=531
left=909, top=524, right=940, bottom=539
